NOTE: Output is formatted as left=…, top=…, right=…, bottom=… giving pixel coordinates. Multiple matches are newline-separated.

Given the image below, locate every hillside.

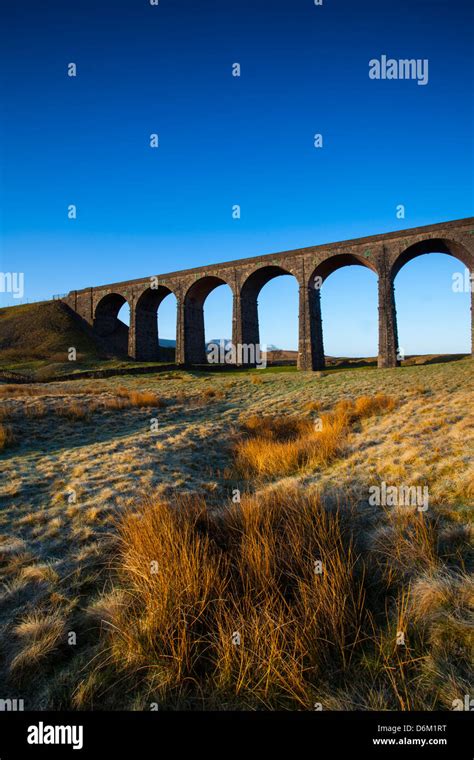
left=0, top=301, right=177, bottom=379
left=0, top=302, right=104, bottom=376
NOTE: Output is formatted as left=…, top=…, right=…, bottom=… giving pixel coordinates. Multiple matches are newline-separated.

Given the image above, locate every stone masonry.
left=62, top=218, right=474, bottom=370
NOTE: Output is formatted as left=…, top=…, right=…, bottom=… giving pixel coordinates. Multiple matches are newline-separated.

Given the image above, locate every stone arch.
left=93, top=293, right=130, bottom=356
left=134, top=285, right=177, bottom=361
left=391, top=237, right=473, bottom=357
left=182, top=275, right=234, bottom=364
left=308, top=252, right=379, bottom=288
left=240, top=264, right=297, bottom=299
left=236, top=265, right=299, bottom=363
left=184, top=275, right=233, bottom=306
left=302, top=254, right=379, bottom=369
left=390, top=237, right=473, bottom=279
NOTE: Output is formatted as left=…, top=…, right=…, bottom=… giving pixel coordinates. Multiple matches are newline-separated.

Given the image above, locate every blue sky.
left=1, top=0, right=473, bottom=354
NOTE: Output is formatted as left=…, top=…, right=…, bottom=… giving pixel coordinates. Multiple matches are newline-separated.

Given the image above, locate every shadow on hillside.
left=0, top=398, right=235, bottom=459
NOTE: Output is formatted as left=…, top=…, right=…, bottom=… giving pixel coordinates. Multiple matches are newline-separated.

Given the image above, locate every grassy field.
left=0, top=357, right=472, bottom=710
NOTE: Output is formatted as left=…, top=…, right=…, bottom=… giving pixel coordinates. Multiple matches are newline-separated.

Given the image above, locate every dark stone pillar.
left=378, top=272, right=399, bottom=368
left=133, top=307, right=160, bottom=361
left=231, top=294, right=242, bottom=350
left=175, top=299, right=185, bottom=365
left=128, top=299, right=136, bottom=360
left=298, top=285, right=325, bottom=370
left=233, top=292, right=259, bottom=365
left=183, top=301, right=207, bottom=365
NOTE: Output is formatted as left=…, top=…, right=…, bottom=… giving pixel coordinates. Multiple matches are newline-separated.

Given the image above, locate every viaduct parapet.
left=62, top=218, right=474, bottom=370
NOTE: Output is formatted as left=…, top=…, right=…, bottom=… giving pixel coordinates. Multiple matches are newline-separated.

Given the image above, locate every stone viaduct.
left=63, top=218, right=474, bottom=370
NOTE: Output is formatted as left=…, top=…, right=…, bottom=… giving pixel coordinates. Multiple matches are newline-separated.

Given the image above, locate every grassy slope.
left=0, top=302, right=174, bottom=379
left=0, top=302, right=101, bottom=376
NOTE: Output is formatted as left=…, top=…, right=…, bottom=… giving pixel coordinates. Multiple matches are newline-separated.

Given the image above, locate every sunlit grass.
left=235, top=394, right=395, bottom=478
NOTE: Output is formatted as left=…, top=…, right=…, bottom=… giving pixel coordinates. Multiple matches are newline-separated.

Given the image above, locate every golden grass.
left=235, top=394, right=395, bottom=478
left=0, top=423, right=15, bottom=450
left=115, top=386, right=131, bottom=398
left=99, top=396, right=130, bottom=411
left=110, top=389, right=165, bottom=408
left=0, top=406, right=10, bottom=421
left=10, top=610, right=66, bottom=674
left=26, top=400, right=47, bottom=418
left=0, top=363, right=471, bottom=710
left=92, top=489, right=366, bottom=708
left=303, top=400, right=322, bottom=412
left=370, top=508, right=439, bottom=586
left=19, top=563, right=59, bottom=585
left=51, top=390, right=165, bottom=419
left=0, top=384, right=38, bottom=396
left=127, top=391, right=164, bottom=408
left=80, top=475, right=472, bottom=710
left=55, top=401, right=90, bottom=420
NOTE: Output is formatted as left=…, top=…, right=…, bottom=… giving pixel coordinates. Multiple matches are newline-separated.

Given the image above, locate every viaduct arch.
left=63, top=218, right=474, bottom=370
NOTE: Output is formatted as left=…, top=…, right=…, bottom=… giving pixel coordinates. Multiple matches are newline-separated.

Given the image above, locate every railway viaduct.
left=62, top=218, right=474, bottom=370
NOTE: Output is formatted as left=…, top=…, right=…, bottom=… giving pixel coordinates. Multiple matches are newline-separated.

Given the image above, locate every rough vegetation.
left=0, top=357, right=472, bottom=710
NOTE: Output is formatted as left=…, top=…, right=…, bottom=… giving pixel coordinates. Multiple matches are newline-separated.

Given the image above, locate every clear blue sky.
left=1, top=0, right=473, bottom=354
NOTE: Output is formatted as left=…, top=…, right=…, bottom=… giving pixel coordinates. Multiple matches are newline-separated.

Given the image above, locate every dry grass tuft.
left=52, top=390, right=165, bottom=418
left=235, top=394, right=395, bottom=478
left=352, top=393, right=396, bottom=418
left=202, top=388, right=225, bottom=400
left=92, top=489, right=366, bottom=708
left=303, top=400, right=322, bottom=412
left=370, top=508, right=438, bottom=586
left=26, top=400, right=47, bottom=418
left=0, top=423, right=15, bottom=451
left=55, top=401, right=90, bottom=421
left=19, top=563, right=59, bottom=585
left=99, top=396, right=130, bottom=412
left=82, top=472, right=472, bottom=711
left=85, top=589, right=128, bottom=627
left=239, top=413, right=312, bottom=441
left=10, top=610, right=66, bottom=674
left=127, top=391, right=164, bottom=408
left=111, top=389, right=165, bottom=408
